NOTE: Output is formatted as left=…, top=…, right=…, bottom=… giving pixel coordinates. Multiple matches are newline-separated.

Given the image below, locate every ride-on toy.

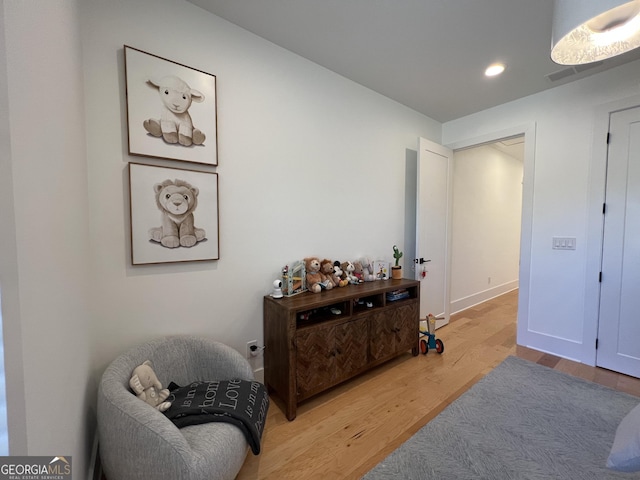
left=419, top=313, right=444, bottom=355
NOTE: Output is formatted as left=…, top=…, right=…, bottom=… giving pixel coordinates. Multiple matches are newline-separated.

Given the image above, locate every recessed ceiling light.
left=485, top=63, right=505, bottom=77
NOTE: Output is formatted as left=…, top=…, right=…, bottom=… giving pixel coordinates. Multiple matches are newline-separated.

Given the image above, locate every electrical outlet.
left=246, top=340, right=257, bottom=359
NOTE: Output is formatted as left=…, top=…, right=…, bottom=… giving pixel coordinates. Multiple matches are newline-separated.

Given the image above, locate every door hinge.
left=607, top=132, right=611, bottom=144
left=599, top=271, right=603, bottom=282
left=602, top=203, right=606, bottom=214
left=595, top=338, right=599, bottom=349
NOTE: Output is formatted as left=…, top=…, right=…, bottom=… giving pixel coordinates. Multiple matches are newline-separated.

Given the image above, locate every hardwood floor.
left=237, top=289, right=640, bottom=480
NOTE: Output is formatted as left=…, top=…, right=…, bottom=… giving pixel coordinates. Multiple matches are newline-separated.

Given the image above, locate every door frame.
left=445, top=122, right=536, bottom=346
left=586, top=95, right=640, bottom=367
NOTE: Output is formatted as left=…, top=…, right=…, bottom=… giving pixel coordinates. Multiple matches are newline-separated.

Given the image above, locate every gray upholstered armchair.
left=97, top=335, right=255, bottom=480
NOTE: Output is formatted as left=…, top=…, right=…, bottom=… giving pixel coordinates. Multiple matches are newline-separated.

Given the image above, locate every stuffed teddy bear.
left=321, top=259, right=337, bottom=288
left=332, top=261, right=349, bottom=287
left=129, top=360, right=172, bottom=412
left=305, top=257, right=333, bottom=293
left=353, top=261, right=366, bottom=284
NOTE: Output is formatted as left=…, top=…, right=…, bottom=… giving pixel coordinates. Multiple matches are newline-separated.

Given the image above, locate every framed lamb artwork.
left=124, top=45, right=218, bottom=166
left=129, top=163, right=219, bottom=265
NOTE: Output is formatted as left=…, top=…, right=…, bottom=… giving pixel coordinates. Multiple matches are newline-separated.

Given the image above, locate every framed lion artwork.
left=128, top=163, right=219, bottom=264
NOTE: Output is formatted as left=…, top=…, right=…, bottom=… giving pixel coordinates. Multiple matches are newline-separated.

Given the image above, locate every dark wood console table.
left=263, top=278, right=420, bottom=420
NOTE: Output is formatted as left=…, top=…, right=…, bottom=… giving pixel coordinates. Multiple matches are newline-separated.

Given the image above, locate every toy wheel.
left=435, top=339, right=444, bottom=354
left=420, top=339, right=429, bottom=355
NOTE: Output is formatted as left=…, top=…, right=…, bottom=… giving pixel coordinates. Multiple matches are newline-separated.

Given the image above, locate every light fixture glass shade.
left=551, top=0, right=640, bottom=65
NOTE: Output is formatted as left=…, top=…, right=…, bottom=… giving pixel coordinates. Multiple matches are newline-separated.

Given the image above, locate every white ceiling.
left=186, top=0, right=640, bottom=123
left=492, top=136, right=524, bottom=162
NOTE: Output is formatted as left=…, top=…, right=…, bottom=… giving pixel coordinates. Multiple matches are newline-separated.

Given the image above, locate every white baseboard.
left=451, top=281, right=518, bottom=315
left=254, top=367, right=264, bottom=384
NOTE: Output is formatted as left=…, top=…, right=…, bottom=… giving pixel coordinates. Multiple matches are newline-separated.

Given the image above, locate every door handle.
left=414, top=258, right=431, bottom=265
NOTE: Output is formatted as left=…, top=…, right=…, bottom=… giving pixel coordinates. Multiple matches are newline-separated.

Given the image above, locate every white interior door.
left=416, top=137, right=452, bottom=327
left=597, top=106, right=640, bottom=378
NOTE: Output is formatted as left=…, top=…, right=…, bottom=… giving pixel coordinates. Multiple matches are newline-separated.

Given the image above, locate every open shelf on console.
left=352, top=293, right=384, bottom=314
left=385, top=287, right=416, bottom=303
left=296, top=301, right=349, bottom=327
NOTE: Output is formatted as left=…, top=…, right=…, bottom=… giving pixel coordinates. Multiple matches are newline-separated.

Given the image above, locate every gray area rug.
left=364, top=356, right=640, bottom=479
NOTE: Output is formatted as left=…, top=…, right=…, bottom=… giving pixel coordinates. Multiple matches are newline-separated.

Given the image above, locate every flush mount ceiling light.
left=485, top=63, right=505, bottom=77
left=551, top=0, right=640, bottom=65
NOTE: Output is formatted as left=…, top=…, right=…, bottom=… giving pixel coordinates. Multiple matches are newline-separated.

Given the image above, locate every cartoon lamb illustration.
left=143, top=75, right=206, bottom=147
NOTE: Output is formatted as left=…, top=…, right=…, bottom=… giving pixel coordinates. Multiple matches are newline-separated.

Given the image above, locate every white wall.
left=0, top=0, right=440, bottom=474
left=79, top=1, right=440, bottom=470
left=443, top=58, right=640, bottom=364
left=450, top=145, right=522, bottom=312
left=0, top=0, right=441, bottom=477
left=8, top=0, right=638, bottom=473
left=0, top=0, right=27, bottom=458
left=81, top=0, right=440, bottom=372
left=1, top=0, right=92, bottom=474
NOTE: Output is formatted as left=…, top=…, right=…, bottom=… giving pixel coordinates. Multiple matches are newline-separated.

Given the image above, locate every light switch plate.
left=552, top=237, right=576, bottom=250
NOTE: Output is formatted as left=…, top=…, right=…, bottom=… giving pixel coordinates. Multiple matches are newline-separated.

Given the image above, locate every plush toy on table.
left=129, top=360, right=172, bottom=412
left=320, top=259, right=337, bottom=289
left=331, top=261, right=349, bottom=287
left=341, top=261, right=360, bottom=285
left=360, top=257, right=376, bottom=282
left=353, top=261, right=367, bottom=284
left=305, top=257, right=333, bottom=293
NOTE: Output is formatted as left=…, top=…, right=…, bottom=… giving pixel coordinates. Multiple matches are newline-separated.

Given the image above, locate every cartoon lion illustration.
left=149, top=179, right=206, bottom=248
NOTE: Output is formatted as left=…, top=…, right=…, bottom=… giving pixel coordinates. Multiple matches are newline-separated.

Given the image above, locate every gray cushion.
left=607, top=402, right=640, bottom=472
left=97, top=335, right=255, bottom=480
